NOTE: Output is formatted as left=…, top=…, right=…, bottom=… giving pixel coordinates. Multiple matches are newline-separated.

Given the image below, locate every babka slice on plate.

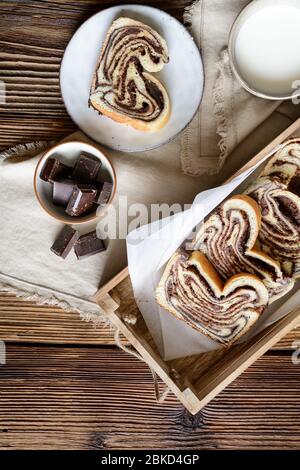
left=156, top=250, right=268, bottom=345
left=89, top=17, right=170, bottom=131
left=193, top=195, right=293, bottom=302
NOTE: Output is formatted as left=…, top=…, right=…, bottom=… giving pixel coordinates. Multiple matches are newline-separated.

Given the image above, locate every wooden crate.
left=93, top=118, right=300, bottom=415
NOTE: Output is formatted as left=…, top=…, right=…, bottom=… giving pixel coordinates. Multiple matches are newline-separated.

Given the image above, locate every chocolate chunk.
left=72, top=152, right=102, bottom=183
left=95, top=181, right=113, bottom=206
left=40, top=157, right=70, bottom=183
left=74, top=230, right=106, bottom=260
left=53, top=179, right=77, bottom=207
left=51, top=225, right=79, bottom=259
left=66, top=184, right=97, bottom=216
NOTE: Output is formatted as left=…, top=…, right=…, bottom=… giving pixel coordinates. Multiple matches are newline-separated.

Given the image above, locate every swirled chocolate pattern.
left=156, top=250, right=268, bottom=345
left=89, top=17, right=170, bottom=131
left=261, top=138, right=300, bottom=193
left=246, top=177, right=300, bottom=279
left=193, top=195, right=293, bottom=302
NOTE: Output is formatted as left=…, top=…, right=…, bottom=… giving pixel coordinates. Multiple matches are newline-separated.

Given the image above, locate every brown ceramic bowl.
left=34, top=141, right=117, bottom=224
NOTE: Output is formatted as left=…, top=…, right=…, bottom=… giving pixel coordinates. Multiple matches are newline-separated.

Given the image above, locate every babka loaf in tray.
left=93, top=118, right=300, bottom=415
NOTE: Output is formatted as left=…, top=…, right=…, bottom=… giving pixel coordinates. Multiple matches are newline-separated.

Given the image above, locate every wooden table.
left=0, top=0, right=300, bottom=450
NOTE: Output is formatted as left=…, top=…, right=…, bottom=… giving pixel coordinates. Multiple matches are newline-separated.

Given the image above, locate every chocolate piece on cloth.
left=53, top=179, right=77, bottom=207
left=95, top=181, right=113, bottom=206
left=72, top=152, right=102, bottom=183
left=50, top=225, right=79, bottom=259
left=66, top=184, right=97, bottom=216
left=40, top=157, right=70, bottom=182
left=74, top=230, right=106, bottom=260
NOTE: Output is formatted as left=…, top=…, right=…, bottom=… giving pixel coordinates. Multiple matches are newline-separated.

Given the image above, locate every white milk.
left=235, top=3, right=300, bottom=96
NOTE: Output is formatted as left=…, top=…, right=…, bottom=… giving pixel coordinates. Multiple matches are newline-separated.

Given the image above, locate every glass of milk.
left=228, top=0, right=300, bottom=99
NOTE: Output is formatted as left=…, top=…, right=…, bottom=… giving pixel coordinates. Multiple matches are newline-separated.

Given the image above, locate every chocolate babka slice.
left=261, top=138, right=300, bottom=193
left=156, top=250, right=268, bottom=345
left=89, top=17, right=170, bottom=131
left=246, top=177, right=300, bottom=279
left=193, top=195, right=293, bottom=302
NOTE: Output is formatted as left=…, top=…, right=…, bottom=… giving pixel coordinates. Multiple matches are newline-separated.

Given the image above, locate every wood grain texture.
left=0, top=293, right=118, bottom=345
left=1, top=0, right=300, bottom=449
left=0, top=344, right=299, bottom=450
left=0, top=0, right=187, bottom=149
left=0, top=292, right=298, bottom=347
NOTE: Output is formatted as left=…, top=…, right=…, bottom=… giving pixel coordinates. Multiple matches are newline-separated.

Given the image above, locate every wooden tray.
left=93, top=118, right=300, bottom=415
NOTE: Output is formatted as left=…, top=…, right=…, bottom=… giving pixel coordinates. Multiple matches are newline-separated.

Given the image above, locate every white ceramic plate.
left=60, top=4, right=204, bottom=152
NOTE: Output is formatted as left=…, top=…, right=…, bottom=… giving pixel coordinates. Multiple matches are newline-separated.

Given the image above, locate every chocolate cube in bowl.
left=95, top=181, right=113, bottom=206
left=72, top=152, right=102, bottom=183
left=51, top=225, right=79, bottom=259
left=53, top=179, right=77, bottom=207
left=74, top=230, right=106, bottom=260
left=40, top=157, right=70, bottom=183
left=66, top=184, right=97, bottom=217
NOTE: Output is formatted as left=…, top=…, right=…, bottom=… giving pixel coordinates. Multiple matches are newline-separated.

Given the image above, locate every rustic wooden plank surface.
left=0, top=0, right=300, bottom=450
left=0, top=345, right=299, bottom=450
left=0, top=0, right=186, bottom=149
left=0, top=292, right=298, bottom=349
left=0, top=293, right=117, bottom=345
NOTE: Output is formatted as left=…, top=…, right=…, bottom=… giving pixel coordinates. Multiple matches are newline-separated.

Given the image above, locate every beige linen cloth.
left=0, top=1, right=300, bottom=322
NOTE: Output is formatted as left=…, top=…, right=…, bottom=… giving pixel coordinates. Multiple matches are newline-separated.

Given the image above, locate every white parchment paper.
left=127, top=145, right=300, bottom=360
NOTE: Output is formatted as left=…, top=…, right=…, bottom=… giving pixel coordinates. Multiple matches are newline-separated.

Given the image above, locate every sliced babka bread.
left=246, top=176, right=300, bottom=279
left=89, top=17, right=170, bottom=131
left=193, top=195, right=293, bottom=302
left=156, top=250, right=268, bottom=345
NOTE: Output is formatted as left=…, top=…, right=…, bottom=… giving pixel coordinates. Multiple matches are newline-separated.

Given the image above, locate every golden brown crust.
left=91, top=92, right=171, bottom=132
left=223, top=272, right=263, bottom=289
left=229, top=195, right=283, bottom=271
left=189, top=251, right=223, bottom=291
left=230, top=194, right=262, bottom=227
